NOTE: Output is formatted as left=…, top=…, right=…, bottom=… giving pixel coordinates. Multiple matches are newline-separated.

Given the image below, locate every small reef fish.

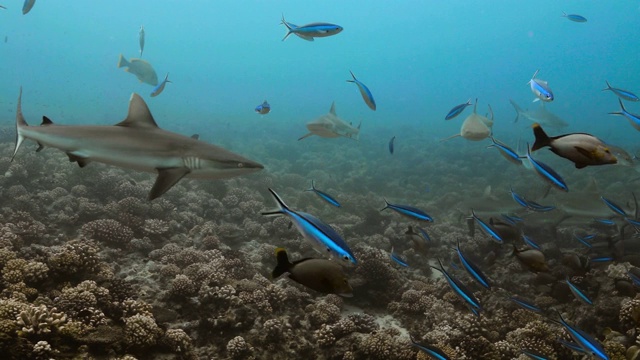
left=442, top=99, right=493, bottom=142
left=512, top=245, right=549, bottom=272
left=415, top=226, right=431, bottom=242
left=509, top=296, right=542, bottom=313
left=455, top=240, right=491, bottom=289
left=445, top=99, right=472, bottom=120
left=600, top=196, right=628, bottom=217
left=305, top=180, right=341, bottom=207
left=531, top=123, right=617, bottom=169
left=117, top=54, right=159, bottom=86
left=529, top=70, right=554, bottom=102
left=381, top=199, right=433, bottom=222
left=573, top=232, right=594, bottom=248
left=389, top=247, right=409, bottom=267
left=562, top=12, right=587, bottom=23
left=557, top=339, right=586, bottom=353
left=388, top=136, right=395, bottom=154
left=553, top=313, right=610, bottom=360
left=272, top=248, right=353, bottom=297
left=0, top=5, right=5, bottom=9
left=522, top=234, right=542, bottom=250
left=502, top=214, right=523, bottom=225
left=521, top=349, right=551, bottom=360
left=593, top=218, right=616, bottom=226
left=139, top=25, right=145, bottom=57
left=470, top=210, right=503, bottom=243
left=510, top=99, right=568, bottom=129
left=262, top=188, right=357, bottom=265
left=566, top=278, right=593, bottom=305
left=281, top=15, right=343, bottom=41
left=298, top=102, right=361, bottom=141
left=602, top=80, right=639, bottom=102
left=255, top=100, right=271, bottom=115
left=409, top=335, right=451, bottom=360
left=488, top=135, right=523, bottom=165
left=22, top=0, right=35, bottom=14
left=150, top=73, right=171, bottom=97
left=12, top=89, right=263, bottom=200
left=525, top=200, right=556, bottom=212
left=431, top=258, right=482, bottom=315
left=628, top=269, right=640, bottom=286
left=526, top=144, right=569, bottom=192
left=589, top=256, right=614, bottom=264
left=347, top=70, right=376, bottom=111
left=609, top=99, right=640, bottom=131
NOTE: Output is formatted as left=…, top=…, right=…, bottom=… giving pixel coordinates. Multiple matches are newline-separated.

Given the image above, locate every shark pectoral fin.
left=66, top=153, right=91, bottom=168
left=36, top=142, right=44, bottom=152
left=298, top=133, right=314, bottom=141
left=149, top=167, right=191, bottom=200
left=439, top=134, right=460, bottom=142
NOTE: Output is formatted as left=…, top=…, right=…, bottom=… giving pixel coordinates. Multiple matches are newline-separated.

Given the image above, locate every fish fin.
left=439, top=134, right=461, bottom=142
left=509, top=99, right=522, bottom=123
left=41, top=116, right=53, bottom=126
left=272, top=248, right=293, bottom=279
left=117, top=54, right=129, bottom=68
left=298, top=132, right=314, bottom=141
left=532, top=98, right=540, bottom=103
left=294, top=33, right=314, bottom=41
left=261, top=188, right=290, bottom=216
left=574, top=146, right=595, bottom=161
left=35, top=142, right=44, bottom=152
left=602, top=80, right=612, bottom=91
left=12, top=87, right=28, bottom=162
left=329, top=102, right=337, bottom=116
left=66, top=153, right=91, bottom=168
left=531, top=123, right=551, bottom=151
left=116, top=93, right=160, bottom=128
left=149, top=167, right=191, bottom=200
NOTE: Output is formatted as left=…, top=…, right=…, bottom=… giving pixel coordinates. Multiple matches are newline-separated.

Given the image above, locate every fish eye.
left=237, top=163, right=244, bottom=168
left=326, top=248, right=331, bottom=252
left=343, top=255, right=349, bottom=261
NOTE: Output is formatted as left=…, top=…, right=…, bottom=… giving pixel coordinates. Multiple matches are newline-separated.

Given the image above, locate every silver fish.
left=117, top=54, right=158, bottom=86
left=139, top=25, right=145, bottom=57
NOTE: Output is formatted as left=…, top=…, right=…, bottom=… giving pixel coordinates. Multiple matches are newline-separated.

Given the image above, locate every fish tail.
left=531, top=123, right=551, bottom=151
left=346, top=70, right=356, bottom=83
left=261, top=188, right=289, bottom=216
left=509, top=99, right=522, bottom=123
left=12, top=87, right=28, bottom=162
left=380, top=198, right=390, bottom=212
left=117, top=54, right=129, bottom=68
left=305, top=180, right=316, bottom=192
left=281, top=14, right=293, bottom=41
left=272, top=248, right=293, bottom=279
left=602, top=80, right=612, bottom=91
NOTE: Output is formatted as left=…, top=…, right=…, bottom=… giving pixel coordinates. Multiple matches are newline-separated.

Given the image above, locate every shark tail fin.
left=262, top=188, right=290, bottom=217
left=531, top=123, right=551, bottom=151
left=12, top=87, right=28, bottom=162
left=509, top=99, right=523, bottom=123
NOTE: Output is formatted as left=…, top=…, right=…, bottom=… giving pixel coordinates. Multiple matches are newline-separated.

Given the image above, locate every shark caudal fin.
left=11, top=87, right=29, bottom=162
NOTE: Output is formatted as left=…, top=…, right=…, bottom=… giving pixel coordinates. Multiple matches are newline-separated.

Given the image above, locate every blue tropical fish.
left=281, top=15, right=343, bottom=41
left=566, top=278, right=593, bottom=305
left=390, top=247, right=409, bottom=267
left=455, top=240, right=491, bottom=289
left=388, top=136, right=395, bottom=154
left=416, top=226, right=431, bottom=242
left=409, top=335, right=451, bottom=360
left=510, top=187, right=531, bottom=208
left=431, top=258, right=482, bottom=314
left=509, top=296, right=542, bottom=313
left=573, top=233, right=594, bottom=248
left=150, top=73, right=171, bottom=97
left=306, top=180, right=341, bottom=207
left=561, top=12, right=587, bottom=23
left=557, top=339, right=586, bottom=353
left=489, top=136, right=523, bottom=165
left=255, top=100, right=271, bottom=115
left=602, top=80, right=639, bottom=102
left=262, top=188, right=356, bottom=264
left=381, top=199, right=433, bottom=222
left=347, top=70, right=376, bottom=111
left=554, top=313, right=610, bottom=360
left=526, top=144, right=569, bottom=192
left=501, top=214, right=524, bottom=225
left=590, top=256, right=614, bottom=264
left=593, top=218, right=616, bottom=226
left=529, top=70, right=554, bottom=102
left=628, top=270, right=640, bottom=286
left=522, top=349, right=551, bottom=360
left=444, top=99, right=472, bottom=120
left=600, top=196, right=628, bottom=217
left=522, top=234, right=542, bottom=250
left=470, top=209, right=503, bottom=243
left=609, top=98, right=640, bottom=131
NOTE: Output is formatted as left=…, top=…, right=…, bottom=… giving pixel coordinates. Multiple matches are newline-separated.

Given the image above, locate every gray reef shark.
left=510, top=99, right=568, bottom=129
left=298, top=102, right=361, bottom=141
left=12, top=88, right=263, bottom=200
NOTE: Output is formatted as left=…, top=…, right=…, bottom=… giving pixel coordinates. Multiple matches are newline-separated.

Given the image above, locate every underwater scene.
left=3, top=1, right=640, bottom=359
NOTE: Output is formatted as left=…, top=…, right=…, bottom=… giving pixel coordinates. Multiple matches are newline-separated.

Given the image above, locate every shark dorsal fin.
left=41, top=116, right=53, bottom=126
left=329, top=102, right=336, bottom=116
left=116, top=93, right=159, bottom=129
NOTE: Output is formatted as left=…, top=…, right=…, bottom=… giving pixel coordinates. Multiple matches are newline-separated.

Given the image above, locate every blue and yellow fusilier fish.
left=347, top=70, right=376, bottom=111
left=455, top=240, right=491, bottom=289
left=262, top=188, right=356, bottom=265
left=529, top=70, right=554, bottom=102
left=431, top=258, right=482, bottom=315
left=566, top=277, right=593, bottom=305
left=150, top=73, right=171, bottom=97
left=609, top=98, right=640, bottom=131
left=561, top=12, right=587, bottom=23
left=409, top=335, right=451, bottom=360
left=469, top=209, right=503, bottom=243
left=381, top=199, right=433, bottom=222
left=526, top=144, right=569, bottom=192
left=552, top=312, right=610, bottom=360
left=602, top=81, right=639, bottom=102
left=305, top=180, right=341, bottom=207
left=255, top=100, right=271, bottom=115
left=445, top=99, right=472, bottom=120
left=488, top=135, right=523, bottom=165
left=281, top=15, right=343, bottom=42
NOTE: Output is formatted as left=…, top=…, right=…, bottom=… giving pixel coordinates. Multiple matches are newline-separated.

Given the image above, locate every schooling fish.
left=609, top=98, right=640, bottom=131
left=602, top=81, right=639, bottom=102
left=470, top=210, right=503, bottom=243
left=415, top=226, right=431, bottom=242
left=139, top=25, right=145, bottom=57
left=305, top=180, right=341, bottom=207
left=600, top=196, right=628, bottom=217
left=554, top=313, right=609, bottom=360
left=388, top=136, right=395, bottom=154
left=522, top=234, right=542, bottom=250
left=272, top=248, right=353, bottom=296
left=409, top=335, right=451, bottom=360
left=566, top=278, right=593, bottom=305
left=262, top=188, right=356, bottom=265
left=431, top=258, right=482, bottom=314
left=381, top=199, right=433, bottom=222
left=445, top=99, right=472, bottom=120
left=281, top=15, right=343, bottom=41
left=455, top=240, right=491, bottom=289
left=347, top=70, right=376, bottom=111
left=562, top=12, right=587, bottom=23
left=529, top=70, right=554, bottom=102
left=531, top=123, right=617, bottom=169
left=488, top=135, right=523, bottom=165
left=150, top=73, right=171, bottom=97
left=390, top=247, right=409, bottom=267
left=509, top=296, right=542, bottom=313
left=0, top=5, right=5, bottom=9
left=255, top=100, right=271, bottom=115
left=526, top=144, right=569, bottom=192
left=22, top=0, right=34, bottom=14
